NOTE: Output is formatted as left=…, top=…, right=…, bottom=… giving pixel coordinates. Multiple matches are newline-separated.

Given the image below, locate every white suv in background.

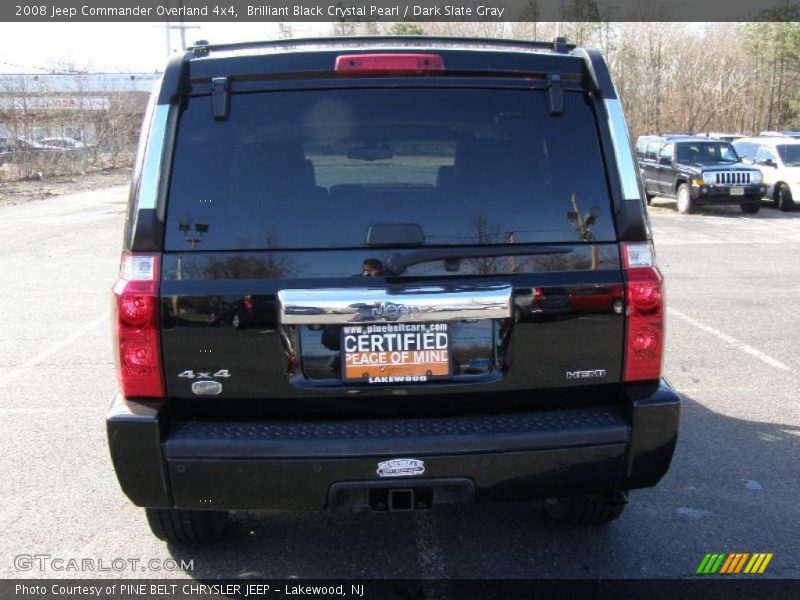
left=733, top=137, right=800, bottom=211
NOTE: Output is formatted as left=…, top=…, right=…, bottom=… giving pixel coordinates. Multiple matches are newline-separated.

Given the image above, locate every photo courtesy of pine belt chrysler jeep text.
left=107, top=36, right=680, bottom=543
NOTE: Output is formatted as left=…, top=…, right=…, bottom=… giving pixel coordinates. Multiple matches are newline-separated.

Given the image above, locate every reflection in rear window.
left=165, top=88, right=615, bottom=250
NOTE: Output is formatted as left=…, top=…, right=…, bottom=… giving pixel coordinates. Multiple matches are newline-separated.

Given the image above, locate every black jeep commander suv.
left=107, top=36, right=680, bottom=543
left=636, top=134, right=766, bottom=214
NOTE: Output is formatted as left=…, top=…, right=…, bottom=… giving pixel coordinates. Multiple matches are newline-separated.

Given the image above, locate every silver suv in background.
left=734, top=137, right=800, bottom=211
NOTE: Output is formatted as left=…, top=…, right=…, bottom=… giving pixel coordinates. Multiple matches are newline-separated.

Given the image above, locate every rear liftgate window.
left=165, top=88, right=616, bottom=250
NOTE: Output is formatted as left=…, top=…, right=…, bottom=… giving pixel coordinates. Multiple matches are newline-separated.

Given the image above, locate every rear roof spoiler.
left=156, top=36, right=616, bottom=106
left=188, top=35, right=578, bottom=58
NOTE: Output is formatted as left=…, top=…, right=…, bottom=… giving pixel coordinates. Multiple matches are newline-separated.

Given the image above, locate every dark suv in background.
left=107, top=37, right=680, bottom=543
left=636, top=134, right=765, bottom=214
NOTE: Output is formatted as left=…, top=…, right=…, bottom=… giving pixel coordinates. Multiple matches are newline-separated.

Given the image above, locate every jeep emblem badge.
left=191, top=380, right=223, bottom=395
left=371, top=302, right=422, bottom=322
left=377, top=458, right=425, bottom=478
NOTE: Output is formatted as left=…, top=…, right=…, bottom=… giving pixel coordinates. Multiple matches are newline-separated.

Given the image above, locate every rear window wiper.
left=383, top=245, right=573, bottom=276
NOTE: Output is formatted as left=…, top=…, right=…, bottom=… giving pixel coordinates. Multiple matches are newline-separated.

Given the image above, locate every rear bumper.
left=692, top=185, right=765, bottom=204
left=106, top=380, right=680, bottom=511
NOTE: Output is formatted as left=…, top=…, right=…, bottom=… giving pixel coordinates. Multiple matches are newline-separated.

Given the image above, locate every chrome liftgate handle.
left=278, top=285, right=513, bottom=325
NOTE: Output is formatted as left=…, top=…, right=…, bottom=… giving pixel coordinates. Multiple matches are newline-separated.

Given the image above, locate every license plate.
left=730, top=187, right=745, bottom=196
left=342, top=323, right=450, bottom=383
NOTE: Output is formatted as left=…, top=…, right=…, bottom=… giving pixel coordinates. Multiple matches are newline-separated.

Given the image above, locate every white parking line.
left=0, top=407, right=97, bottom=415
left=668, top=308, right=789, bottom=371
left=657, top=238, right=800, bottom=246
left=740, top=216, right=800, bottom=233
left=740, top=216, right=773, bottom=226
left=4, top=314, right=110, bottom=385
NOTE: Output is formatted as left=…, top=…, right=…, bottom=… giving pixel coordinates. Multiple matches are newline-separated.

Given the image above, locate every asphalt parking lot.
left=0, top=188, right=798, bottom=580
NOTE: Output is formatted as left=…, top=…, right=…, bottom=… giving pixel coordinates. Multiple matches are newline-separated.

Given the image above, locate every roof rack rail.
left=188, top=35, right=577, bottom=58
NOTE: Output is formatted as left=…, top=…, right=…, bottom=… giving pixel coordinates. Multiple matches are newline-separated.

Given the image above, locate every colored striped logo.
left=696, top=553, right=773, bottom=574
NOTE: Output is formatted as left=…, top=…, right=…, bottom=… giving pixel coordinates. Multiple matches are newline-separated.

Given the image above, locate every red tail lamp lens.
left=118, top=295, right=155, bottom=328
left=628, top=277, right=663, bottom=313
left=632, top=325, right=661, bottom=354
left=121, top=342, right=158, bottom=370
left=112, top=253, right=164, bottom=398
left=622, top=243, right=665, bottom=382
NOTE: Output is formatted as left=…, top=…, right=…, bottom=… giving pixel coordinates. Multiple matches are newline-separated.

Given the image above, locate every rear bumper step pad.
left=164, top=407, right=628, bottom=459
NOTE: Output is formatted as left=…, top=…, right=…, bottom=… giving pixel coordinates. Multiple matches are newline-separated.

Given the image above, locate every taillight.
left=244, top=296, right=254, bottom=314
left=622, top=242, right=664, bottom=382
left=335, top=53, right=445, bottom=76
left=112, top=252, right=164, bottom=397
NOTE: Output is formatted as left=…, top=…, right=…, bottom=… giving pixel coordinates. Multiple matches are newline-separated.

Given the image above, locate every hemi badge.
left=566, top=369, right=607, bottom=380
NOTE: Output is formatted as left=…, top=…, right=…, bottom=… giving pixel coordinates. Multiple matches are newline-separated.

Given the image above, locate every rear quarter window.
left=645, top=142, right=661, bottom=161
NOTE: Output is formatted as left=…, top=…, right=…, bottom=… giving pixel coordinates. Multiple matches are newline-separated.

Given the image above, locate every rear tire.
left=545, top=492, right=627, bottom=526
left=741, top=202, right=761, bottom=214
left=777, top=183, right=794, bottom=211
left=145, top=508, right=230, bottom=544
left=676, top=184, right=694, bottom=214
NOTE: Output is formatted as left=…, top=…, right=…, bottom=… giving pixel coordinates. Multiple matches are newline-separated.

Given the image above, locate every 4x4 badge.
left=178, top=369, right=231, bottom=379
left=377, top=458, right=425, bottom=478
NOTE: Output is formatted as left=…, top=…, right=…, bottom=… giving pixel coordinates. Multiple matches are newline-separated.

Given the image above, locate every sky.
left=0, top=21, right=726, bottom=75
left=0, top=22, right=331, bottom=74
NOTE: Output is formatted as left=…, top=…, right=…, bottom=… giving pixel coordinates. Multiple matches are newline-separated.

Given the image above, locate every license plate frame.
left=341, top=322, right=451, bottom=384
left=730, top=187, right=745, bottom=196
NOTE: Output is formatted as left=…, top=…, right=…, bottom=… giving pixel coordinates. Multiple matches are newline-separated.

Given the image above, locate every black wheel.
left=777, top=183, right=794, bottom=211
left=545, top=492, right=627, bottom=526
left=676, top=183, right=694, bottom=214
left=741, top=202, right=761, bottom=214
left=145, top=508, right=230, bottom=544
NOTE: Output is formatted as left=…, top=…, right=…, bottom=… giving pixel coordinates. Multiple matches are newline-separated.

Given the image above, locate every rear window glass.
left=165, top=88, right=616, bottom=250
